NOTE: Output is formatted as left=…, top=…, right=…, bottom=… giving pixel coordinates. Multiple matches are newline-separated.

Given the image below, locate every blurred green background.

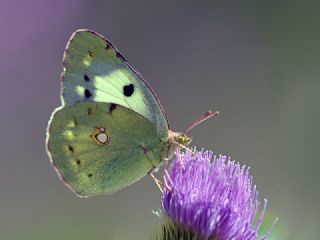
left=1, top=0, right=319, bottom=239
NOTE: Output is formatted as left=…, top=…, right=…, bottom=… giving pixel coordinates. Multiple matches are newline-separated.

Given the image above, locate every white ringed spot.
left=90, top=127, right=110, bottom=146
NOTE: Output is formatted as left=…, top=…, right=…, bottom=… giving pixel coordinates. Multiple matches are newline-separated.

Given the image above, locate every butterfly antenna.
left=184, top=110, right=220, bottom=134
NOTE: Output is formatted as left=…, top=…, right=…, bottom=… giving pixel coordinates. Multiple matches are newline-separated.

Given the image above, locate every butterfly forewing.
left=62, top=30, right=169, bottom=135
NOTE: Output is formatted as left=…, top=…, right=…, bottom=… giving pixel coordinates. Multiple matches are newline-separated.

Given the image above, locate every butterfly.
left=46, top=29, right=218, bottom=197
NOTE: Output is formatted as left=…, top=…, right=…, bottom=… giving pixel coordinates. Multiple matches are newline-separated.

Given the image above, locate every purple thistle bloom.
left=161, top=150, right=276, bottom=240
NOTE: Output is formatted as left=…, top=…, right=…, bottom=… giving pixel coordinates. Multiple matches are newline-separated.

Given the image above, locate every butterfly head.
left=166, top=131, right=192, bottom=160
left=167, top=130, right=192, bottom=148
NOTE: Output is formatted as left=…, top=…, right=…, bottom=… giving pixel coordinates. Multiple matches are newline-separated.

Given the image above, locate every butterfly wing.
left=47, top=102, right=170, bottom=197
left=62, top=29, right=169, bottom=135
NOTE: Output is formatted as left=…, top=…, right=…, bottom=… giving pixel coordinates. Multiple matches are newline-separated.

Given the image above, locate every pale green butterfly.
left=46, top=29, right=217, bottom=197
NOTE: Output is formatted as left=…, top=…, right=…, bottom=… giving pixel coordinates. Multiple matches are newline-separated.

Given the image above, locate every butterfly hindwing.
left=62, top=29, right=169, bottom=135
left=47, top=102, right=169, bottom=197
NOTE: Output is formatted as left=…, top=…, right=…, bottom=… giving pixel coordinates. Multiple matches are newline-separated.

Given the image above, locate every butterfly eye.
left=177, top=135, right=186, bottom=144
left=176, top=134, right=192, bottom=146
left=91, top=127, right=110, bottom=146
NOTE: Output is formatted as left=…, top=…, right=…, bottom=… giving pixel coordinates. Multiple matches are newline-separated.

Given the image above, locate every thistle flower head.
left=161, top=150, right=276, bottom=240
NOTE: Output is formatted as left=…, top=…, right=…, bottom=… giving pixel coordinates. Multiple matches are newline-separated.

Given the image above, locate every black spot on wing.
left=123, top=84, right=134, bottom=97
left=68, top=146, right=74, bottom=153
left=141, top=145, right=149, bottom=154
left=84, top=74, right=90, bottom=82
left=88, top=50, right=94, bottom=57
left=108, top=103, right=117, bottom=114
left=116, top=51, right=126, bottom=61
left=84, top=89, right=92, bottom=99
left=73, top=118, right=78, bottom=126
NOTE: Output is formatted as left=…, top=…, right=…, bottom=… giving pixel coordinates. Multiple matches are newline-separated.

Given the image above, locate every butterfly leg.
left=174, top=148, right=185, bottom=170
left=149, top=173, right=163, bottom=193
left=163, top=171, right=172, bottom=192
left=163, top=157, right=169, bottom=171
left=162, top=158, right=173, bottom=191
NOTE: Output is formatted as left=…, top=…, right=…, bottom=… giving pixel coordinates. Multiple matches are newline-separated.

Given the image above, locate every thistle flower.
left=159, top=150, right=276, bottom=240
